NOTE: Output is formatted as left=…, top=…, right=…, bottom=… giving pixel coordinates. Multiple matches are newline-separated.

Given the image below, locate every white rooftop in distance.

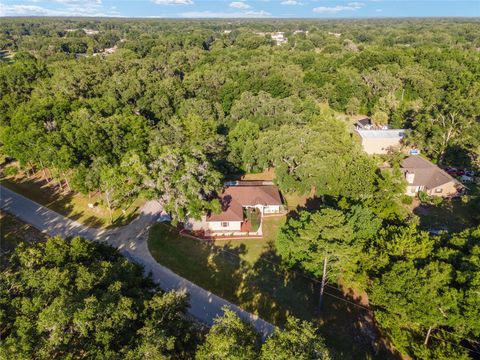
left=357, top=129, right=406, bottom=139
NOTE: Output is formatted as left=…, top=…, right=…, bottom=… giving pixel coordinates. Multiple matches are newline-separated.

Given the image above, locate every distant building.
left=83, top=28, right=99, bottom=35
left=270, top=32, right=287, bottom=45
left=401, top=156, right=464, bottom=197
left=256, top=31, right=288, bottom=46
left=185, top=184, right=283, bottom=238
left=356, top=129, right=406, bottom=154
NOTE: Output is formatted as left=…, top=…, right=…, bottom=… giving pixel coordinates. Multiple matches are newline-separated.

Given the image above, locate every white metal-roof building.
left=356, top=129, right=406, bottom=154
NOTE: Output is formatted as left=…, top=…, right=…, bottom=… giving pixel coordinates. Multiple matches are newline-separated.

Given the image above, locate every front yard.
left=413, top=184, right=480, bottom=233
left=148, top=216, right=396, bottom=360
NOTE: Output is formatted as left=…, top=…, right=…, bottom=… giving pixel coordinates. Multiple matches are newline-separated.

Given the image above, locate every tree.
left=0, top=236, right=194, bottom=359
left=277, top=208, right=358, bottom=309
left=227, top=119, right=260, bottom=171
left=261, top=317, right=330, bottom=360
left=346, top=96, right=360, bottom=115
left=371, top=110, right=389, bottom=126
left=147, top=147, right=222, bottom=222
left=370, top=261, right=462, bottom=358
left=195, top=307, right=260, bottom=360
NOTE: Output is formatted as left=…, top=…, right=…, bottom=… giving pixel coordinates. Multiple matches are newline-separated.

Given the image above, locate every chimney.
left=406, top=171, right=415, bottom=184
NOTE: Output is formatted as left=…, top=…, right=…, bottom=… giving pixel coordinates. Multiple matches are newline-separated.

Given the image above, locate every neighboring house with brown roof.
left=185, top=184, right=283, bottom=237
left=401, top=156, right=464, bottom=197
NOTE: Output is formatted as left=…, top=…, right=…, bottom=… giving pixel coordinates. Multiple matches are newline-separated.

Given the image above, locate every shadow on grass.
left=1, top=173, right=140, bottom=229
left=148, top=224, right=401, bottom=360
left=413, top=198, right=479, bottom=233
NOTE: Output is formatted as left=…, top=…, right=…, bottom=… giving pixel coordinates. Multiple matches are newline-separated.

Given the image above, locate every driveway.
left=0, top=185, right=275, bottom=338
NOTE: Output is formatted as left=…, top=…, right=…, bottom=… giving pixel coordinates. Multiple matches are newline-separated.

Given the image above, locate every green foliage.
left=401, top=195, right=414, bottom=205
left=260, top=317, right=330, bottom=360
left=277, top=206, right=381, bottom=288
left=1, top=18, right=479, bottom=359
left=418, top=191, right=430, bottom=204
left=3, top=165, right=19, bottom=176
left=0, top=236, right=195, bottom=359
left=196, top=307, right=260, bottom=360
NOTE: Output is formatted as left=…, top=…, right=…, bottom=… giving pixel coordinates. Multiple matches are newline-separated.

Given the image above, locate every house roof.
left=357, top=129, right=406, bottom=139
left=208, top=185, right=282, bottom=222
left=401, top=156, right=463, bottom=189
left=356, top=117, right=371, bottom=127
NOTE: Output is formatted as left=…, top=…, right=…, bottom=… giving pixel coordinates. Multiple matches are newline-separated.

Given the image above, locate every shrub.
left=431, top=196, right=443, bottom=206
left=401, top=195, right=413, bottom=205
left=3, top=165, right=19, bottom=177
left=418, top=191, right=430, bottom=204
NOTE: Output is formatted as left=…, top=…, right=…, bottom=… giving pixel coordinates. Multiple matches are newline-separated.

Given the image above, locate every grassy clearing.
left=1, top=170, right=142, bottom=229
left=148, top=216, right=396, bottom=359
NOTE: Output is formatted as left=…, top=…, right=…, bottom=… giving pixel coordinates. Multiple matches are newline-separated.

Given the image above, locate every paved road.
left=0, top=185, right=275, bottom=338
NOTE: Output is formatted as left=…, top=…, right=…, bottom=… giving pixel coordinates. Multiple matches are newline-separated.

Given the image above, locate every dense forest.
left=0, top=235, right=330, bottom=359
left=1, top=18, right=479, bottom=359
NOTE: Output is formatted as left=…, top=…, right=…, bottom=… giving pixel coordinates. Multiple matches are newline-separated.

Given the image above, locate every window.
left=435, top=188, right=443, bottom=193
left=221, top=222, right=229, bottom=227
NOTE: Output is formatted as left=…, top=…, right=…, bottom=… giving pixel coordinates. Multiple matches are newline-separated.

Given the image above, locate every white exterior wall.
left=185, top=217, right=242, bottom=232
left=263, top=205, right=280, bottom=214
left=362, top=138, right=402, bottom=155
left=406, top=185, right=422, bottom=196
left=207, top=221, right=242, bottom=232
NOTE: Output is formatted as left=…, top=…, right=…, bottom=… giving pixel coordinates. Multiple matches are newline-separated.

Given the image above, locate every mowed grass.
left=1, top=170, right=142, bottom=229
left=148, top=216, right=396, bottom=359
left=414, top=184, right=480, bottom=233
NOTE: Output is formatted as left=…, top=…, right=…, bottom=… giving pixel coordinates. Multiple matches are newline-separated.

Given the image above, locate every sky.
left=0, top=0, right=479, bottom=18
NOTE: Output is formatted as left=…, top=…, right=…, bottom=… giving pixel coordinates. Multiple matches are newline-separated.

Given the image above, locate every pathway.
left=0, top=185, right=275, bottom=338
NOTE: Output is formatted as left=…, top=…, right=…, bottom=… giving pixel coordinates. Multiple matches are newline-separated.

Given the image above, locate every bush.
left=461, top=195, right=470, bottom=204
left=3, top=165, right=19, bottom=177
left=401, top=195, right=414, bottom=205
left=431, top=196, right=443, bottom=206
left=418, top=191, right=430, bottom=204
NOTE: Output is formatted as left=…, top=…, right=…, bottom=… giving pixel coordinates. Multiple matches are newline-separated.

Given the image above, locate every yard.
left=148, top=216, right=398, bottom=360
left=1, top=169, right=142, bottom=229
left=413, top=184, right=480, bottom=233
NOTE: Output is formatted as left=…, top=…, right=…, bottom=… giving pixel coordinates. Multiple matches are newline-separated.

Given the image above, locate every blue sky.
left=1, top=0, right=479, bottom=18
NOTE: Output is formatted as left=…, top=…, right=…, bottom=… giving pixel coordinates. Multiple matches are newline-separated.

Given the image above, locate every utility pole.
left=424, top=325, right=434, bottom=346
left=319, top=256, right=328, bottom=311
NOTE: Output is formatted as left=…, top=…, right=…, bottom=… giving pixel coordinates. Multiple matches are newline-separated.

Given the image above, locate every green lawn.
left=414, top=184, right=480, bottom=233
left=148, top=217, right=397, bottom=359
left=1, top=171, right=142, bottom=229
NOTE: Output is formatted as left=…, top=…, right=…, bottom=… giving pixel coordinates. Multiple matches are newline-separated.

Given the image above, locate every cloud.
left=281, top=0, right=301, bottom=5
left=375, top=8, right=382, bottom=12
left=229, top=1, right=251, bottom=9
left=52, top=0, right=102, bottom=4
left=180, top=10, right=270, bottom=18
left=153, top=0, right=194, bottom=4
left=0, top=1, right=119, bottom=17
left=0, top=4, right=60, bottom=16
left=313, top=2, right=365, bottom=14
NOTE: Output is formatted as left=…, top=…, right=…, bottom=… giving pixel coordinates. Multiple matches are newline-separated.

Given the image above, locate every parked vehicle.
left=460, top=175, right=474, bottom=183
